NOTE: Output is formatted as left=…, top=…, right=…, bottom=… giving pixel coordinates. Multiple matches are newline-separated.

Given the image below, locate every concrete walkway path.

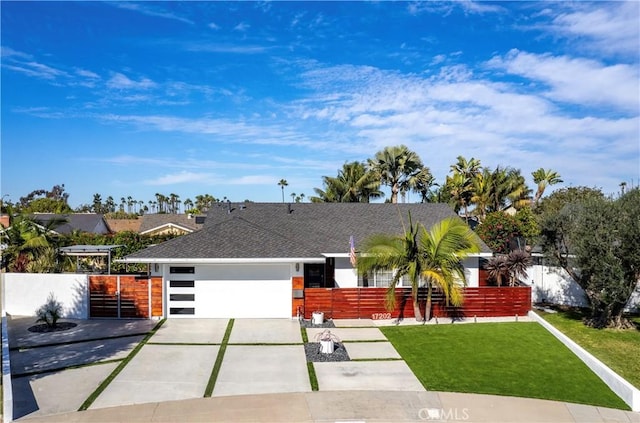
left=5, top=316, right=639, bottom=423
left=16, top=390, right=640, bottom=422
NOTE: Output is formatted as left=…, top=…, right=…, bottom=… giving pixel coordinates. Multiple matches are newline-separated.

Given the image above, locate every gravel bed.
left=304, top=342, right=351, bottom=362
left=299, top=318, right=335, bottom=328
left=28, top=322, right=78, bottom=333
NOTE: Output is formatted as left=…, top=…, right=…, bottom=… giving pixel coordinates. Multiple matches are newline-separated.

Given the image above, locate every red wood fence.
left=303, top=286, right=531, bottom=320
left=89, top=275, right=163, bottom=318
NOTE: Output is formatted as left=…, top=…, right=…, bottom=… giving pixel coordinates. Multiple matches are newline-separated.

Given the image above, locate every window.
left=359, top=271, right=409, bottom=287
left=170, top=266, right=195, bottom=274
left=170, top=294, right=195, bottom=301
left=170, top=307, right=195, bottom=315
left=169, top=280, right=195, bottom=288
left=195, top=216, right=206, bottom=224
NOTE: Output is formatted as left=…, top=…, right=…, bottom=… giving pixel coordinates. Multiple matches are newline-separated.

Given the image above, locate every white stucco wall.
left=2, top=273, right=89, bottom=318
left=462, top=256, right=480, bottom=288
left=523, top=263, right=640, bottom=311
left=334, top=257, right=358, bottom=288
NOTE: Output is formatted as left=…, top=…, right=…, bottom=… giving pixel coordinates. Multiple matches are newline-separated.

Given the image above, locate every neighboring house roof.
left=122, top=203, right=492, bottom=263
left=138, top=214, right=205, bottom=235
left=31, top=213, right=111, bottom=235
left=105, top=218, right=142, bottom=233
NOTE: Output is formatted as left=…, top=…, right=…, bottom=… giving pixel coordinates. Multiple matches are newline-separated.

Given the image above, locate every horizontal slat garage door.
left=167, top=264, right=292, bottom=318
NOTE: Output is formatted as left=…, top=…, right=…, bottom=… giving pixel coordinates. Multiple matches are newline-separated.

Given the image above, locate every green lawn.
left=538, top=309, right=640, bottom=390
left=381, top=322, right=629, bottom=410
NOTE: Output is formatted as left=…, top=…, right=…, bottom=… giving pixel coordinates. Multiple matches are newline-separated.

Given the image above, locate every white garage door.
left=167, top=264, right=292, bottom=318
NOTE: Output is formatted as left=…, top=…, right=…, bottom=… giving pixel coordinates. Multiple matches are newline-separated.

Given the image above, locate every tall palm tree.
left=278, top=179, right=288, bottom=203
left=532, top=168, right=563, bottom=206
left=368, top=145, right=424, bottom=203
left=357, top=215, right=480, bottom=321
left=310, top=162, right=383, bottom=203
left=450, top=155, right=482, bottom=179
left=412, top=168, right=437, bottom=203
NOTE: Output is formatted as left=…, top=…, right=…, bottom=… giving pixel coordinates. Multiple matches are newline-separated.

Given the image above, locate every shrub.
left=35, top=293, right=64, bottom=328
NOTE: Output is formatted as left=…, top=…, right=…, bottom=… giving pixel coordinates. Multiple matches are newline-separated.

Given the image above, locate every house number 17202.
left=371, top=313, right=391, bottom=320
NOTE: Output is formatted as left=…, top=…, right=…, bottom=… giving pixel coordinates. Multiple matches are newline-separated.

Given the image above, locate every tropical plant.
left=358, top=214, right=480, bottom=321
left=484, top=255, right=509, bottom=287
left=278, top=179, right=288, bottom=203
left=532, top=168, right=563, bottom=206
left=368, top=145, right=425, bottom=203
left=311, top=161, right=383, bottom=203
left=505, top=249, right=532, bottom=286
left=35, top=293, right=64, bottom=328
left=1, top=213, right=66, bottom=272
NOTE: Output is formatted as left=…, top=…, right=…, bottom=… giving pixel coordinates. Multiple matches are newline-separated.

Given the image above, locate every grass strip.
left=12, top=358, right=124, bottom=379
left=300, top=326, right=308, bottom=343
left=203, top=318, right=234, bottom=397
left=306, top=362, right=318, bottom=391
left=11, top=332, right=152, bottom=352
left=78, top=319, right=166, bottom=411
left=538, top=310, right=640, bottom=389
left=382, top=322, right=629, bottom=410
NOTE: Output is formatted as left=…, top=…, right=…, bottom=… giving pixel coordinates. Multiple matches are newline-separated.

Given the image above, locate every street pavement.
left=4, top=316, right=639, bottom=422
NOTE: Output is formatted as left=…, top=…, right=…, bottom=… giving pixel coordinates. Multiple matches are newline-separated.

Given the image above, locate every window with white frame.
left=359, top=270, right=411, bottom=287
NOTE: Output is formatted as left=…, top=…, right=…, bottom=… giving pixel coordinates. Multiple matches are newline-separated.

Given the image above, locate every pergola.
left=59, top=245, right=123, bottom=274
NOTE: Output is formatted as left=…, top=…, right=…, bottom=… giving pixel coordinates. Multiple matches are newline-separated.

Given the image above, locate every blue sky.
left=2, top=1, right=639, bottom=208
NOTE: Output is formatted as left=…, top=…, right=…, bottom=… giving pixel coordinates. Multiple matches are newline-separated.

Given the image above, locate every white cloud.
left=234, top=22, right=250, bottom=32
left=144, top=171, right=213, bottom=186
left=106, top=72, right=157, bottom=90
left=75, top=68, right=100, bottom=79
left=549, top=2, right=640, bottom=57
left=208, top=22, right=220, bottom=30
left=111, top=2, right=194, bottom=25
left=487, top=49, right=639, bottom=113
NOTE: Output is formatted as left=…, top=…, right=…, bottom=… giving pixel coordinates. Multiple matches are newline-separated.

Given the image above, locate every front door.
left=304, top=263, right=325, bottom=288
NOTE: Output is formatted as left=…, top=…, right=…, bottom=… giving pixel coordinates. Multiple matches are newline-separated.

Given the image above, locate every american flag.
left=349, top=235, right=357, bottom=267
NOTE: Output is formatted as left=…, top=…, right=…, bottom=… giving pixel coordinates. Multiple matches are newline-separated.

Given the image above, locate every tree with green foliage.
left=311, top=161, right=383, bottom=203
left=476, top=211, right=523, bottom=254
left=277, top=179, right=288, bottom=203
left=540, top=187, right=640, bottom=328
left=368, top=145, right=425, bottom=204
left=532, top=168, right=563, bottom=206
left=1, top=213, right=67, bottom=272
left=358, top=215, right=480, bottom=321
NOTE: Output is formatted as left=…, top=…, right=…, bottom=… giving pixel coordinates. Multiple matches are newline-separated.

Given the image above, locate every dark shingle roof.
left=32, top=213, right=111, bottom=235
left=124, top=203, right=492, bottom=260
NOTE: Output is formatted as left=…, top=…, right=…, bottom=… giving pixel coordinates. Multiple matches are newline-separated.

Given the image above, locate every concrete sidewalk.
left=16, top=390, right=640, bottom=423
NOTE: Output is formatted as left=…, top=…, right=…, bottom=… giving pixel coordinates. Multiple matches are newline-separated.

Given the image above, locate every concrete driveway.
left=6, top=316, right=423, bottom=420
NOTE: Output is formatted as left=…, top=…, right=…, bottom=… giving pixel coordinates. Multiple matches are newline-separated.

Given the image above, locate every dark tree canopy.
left=540, top=188, right=640, bottom=328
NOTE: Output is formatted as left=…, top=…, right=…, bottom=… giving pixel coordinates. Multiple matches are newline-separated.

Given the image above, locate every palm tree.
left=506, top=250, right=532, bottom=286
left=449, top=156, right=481, bottom=219
left=412, top=168, right=437, bottom=203
left=485, top=255, right=509, bottom=287
left=278, top=179, right=288, bottom=203
left=358, top=214, right=480, bottom=321
left=532, top=168, right=563, bottom=206
left=368, top=145, right=424, bottom=203
left=311, top=162, right=383, bottom=203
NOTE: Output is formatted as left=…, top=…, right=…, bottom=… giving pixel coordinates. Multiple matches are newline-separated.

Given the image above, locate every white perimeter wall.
left=523, top=264, right=640, bottom=312
left=2, top=273, right=89, bottom=319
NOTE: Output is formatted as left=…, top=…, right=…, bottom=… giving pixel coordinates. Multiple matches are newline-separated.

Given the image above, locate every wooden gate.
left=89, top=275, right=163, bottom=318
